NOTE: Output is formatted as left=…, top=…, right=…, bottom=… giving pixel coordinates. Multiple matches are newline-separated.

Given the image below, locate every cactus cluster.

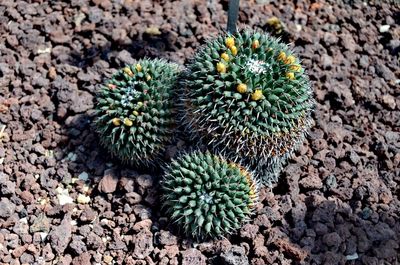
left=181, top=30, right=314, bottom=182
left=94, top=30, right=314, bottom=240
left=95, top=59, right=179, bottom=167
left=162, top=151, right=258, bottom=239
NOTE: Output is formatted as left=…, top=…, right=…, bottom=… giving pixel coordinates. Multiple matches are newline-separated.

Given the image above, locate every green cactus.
left=181, top=30, right=314, bottom=183
left=162, top=151, right=258, bottom=240
left=95, top=59, right=179, bottom=167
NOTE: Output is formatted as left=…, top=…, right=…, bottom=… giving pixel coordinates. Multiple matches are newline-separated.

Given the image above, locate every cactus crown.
left=95, top=59, right=179, bottom=167
left=162, top=151, right=258, bottom=240
left=182, top=30, right=314, bottom=166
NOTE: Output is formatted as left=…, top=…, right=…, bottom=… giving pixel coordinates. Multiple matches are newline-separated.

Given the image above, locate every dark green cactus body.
left=182, top=31, right=314, bottom=183
left=162, top=151, right=258, bottom=240
left=95, top=59, right=179, bottom=167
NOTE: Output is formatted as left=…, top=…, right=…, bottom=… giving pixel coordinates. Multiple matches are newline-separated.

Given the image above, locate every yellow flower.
left=252, top=40, right=260, bottom=49
left=221, top=52, right=229, bottom=62
left=285, top=55, right=296, bottom=65
left=230, top=45, right=238, bottom=56
left=236, top=83, right=247, bottom=94
left=135, top=64, right=142, bottom=72
left=225, top=37, right=235, bottom=48
left=277, top=51, right=286, bottom=61
left=216, top=62, right=226, bottom=73
left=123, top=67, right=133, bottom=77
left=132, top=110, right=139, bottom=116
left=290, top=64, right=302, bottom=72
left=251, top=89, right=263, bottom=101
left=146, top=74, right=152, bottom=81
left=286, top=72, right=295, bottom=80
left=123, top=118, right=133, bottom=127
left=112, top=118, right=121, bottom=126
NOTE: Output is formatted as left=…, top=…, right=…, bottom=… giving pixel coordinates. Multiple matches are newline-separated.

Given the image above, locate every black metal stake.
left=227, top=0, right=240, bottom=33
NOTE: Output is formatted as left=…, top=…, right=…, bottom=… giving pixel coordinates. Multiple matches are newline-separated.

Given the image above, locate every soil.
left=0, top=0, right=399, bottom=265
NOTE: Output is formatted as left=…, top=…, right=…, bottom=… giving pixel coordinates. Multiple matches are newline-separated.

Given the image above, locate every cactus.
left=181, top=30, right=314, bottom=183
left=162, top=151, right=258, bottom=240
left=95, top=59, right=179, bottom=167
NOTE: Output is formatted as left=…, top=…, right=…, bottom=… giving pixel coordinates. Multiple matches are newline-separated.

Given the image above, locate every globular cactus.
left=95, top=59, right=179, bottom=167
left=181, top=30, right=314, bottom=184
left=162, top=151, right=258, bottom=240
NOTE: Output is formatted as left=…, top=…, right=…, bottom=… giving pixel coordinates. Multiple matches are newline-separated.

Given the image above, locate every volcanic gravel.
left=0, top=0, right=399, bottom=264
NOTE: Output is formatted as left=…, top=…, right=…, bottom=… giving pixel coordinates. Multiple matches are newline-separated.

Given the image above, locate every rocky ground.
left=0, top=0, right=399, bottom=264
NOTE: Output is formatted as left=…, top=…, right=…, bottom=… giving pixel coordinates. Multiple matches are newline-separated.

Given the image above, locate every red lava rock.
left=299, top=173, right=323, bottom=190
left=0, top=198, right=15, bottom=218
left=136, top=174, right=154, bottom=194
left=132, top=230, right=154, bottom=259
left=181, top=249, right=207, bottom=265
left=158, top=230, right=178, bottom=246
left=98, top=168, right=119, bottom=193
left=240, top=224, right=259, bottom=240
left=48, top=215, right=72, bottom=254
left=220, top=245, right=249, bottom=265
left=72, top=252, right=91, bottom=265
left=274, top=238, right=308, bottom=262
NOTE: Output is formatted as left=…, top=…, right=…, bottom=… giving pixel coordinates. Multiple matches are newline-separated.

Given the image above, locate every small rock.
left=159, top=230, right=178, bottom=246
left=381, top=94, right=396, bottom=110
left=221, top=245, right=249, bottom=265
left=346, top=253, right=358, bottom=260
left=321, top=54, right=333, bottom=70
left=72, top=252, right=91, bottom=265
left=30, top=213, right=50, bottom=233
left=299, top=174, right=323, bottom=189
left=0, top=198, right=15, bottom=218
left=56, top=187, right=74, bottom=206
left=78, top=172, right=89, bottom=181
left=136, top=174, right=153, bottom=194
left=379, top=25, right=390, bottom=33
left=103, top=255, right=113, bottom=264
left=49, top=215, right=72, bottom=254
left=181, top=249, right=207, bottom=265
left=132, top=230, right=154, bottom=259
left=77, top=194, right=90, bottom=204
left=145, top=26, right=162, bottom=35
left=98, top=169, right=119, bottom=193
left=240, top=224, right=259, bottom=240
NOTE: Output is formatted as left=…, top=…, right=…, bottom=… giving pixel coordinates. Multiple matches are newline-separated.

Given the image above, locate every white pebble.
left=379, top=25, right=390, bottom=33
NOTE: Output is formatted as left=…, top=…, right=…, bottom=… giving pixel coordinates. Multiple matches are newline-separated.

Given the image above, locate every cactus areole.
left=182, top=31, right=314, bottom=165
left=95, top=59, right=179, bottom=167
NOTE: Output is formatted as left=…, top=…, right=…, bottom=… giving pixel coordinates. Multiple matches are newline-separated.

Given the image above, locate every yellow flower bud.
left=225, top=37, right=235, bottom=48
left=277, top=51, right=286, bottom=61
left=137, top=102, right=143, bottom=108
left=112, top=118, right=121, bottom=126
left=285, top=55, right=296, bottom=65
left=123, top=67, right=133, bottom=77
left=236, top=83, right=247, bottom=94
left=146, top=74, right=152, bottom=81
left=216, top=62, right=226, bottom=73
left=251, top=89, right=263, bottom=101
left=252, top=40, right=260, bottom=49
left=123, top=118, right=133, bottom=127
left=286, top=72, right=295, bottom=80
left=230, top=45, right=238, bottom=56
left=132, top=110, right=139, bottom=116
left=135, top=64, right=142, bottom=72
left=221, top=52, right=229, bottom=62
left=290, top=64, right=302, bottom=72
